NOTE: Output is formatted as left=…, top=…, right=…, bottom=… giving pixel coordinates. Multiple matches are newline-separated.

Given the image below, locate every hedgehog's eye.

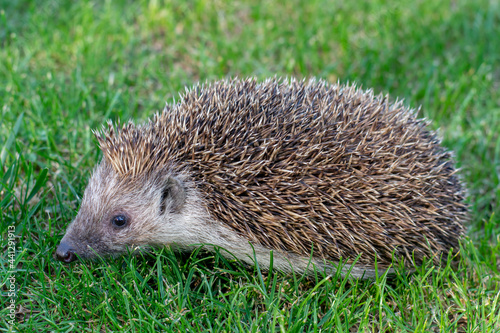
left=111, top=215, right=128, bottom=228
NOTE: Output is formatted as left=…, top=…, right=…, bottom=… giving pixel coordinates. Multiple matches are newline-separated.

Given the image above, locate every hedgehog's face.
left=55, top=161, right=188, bottom=263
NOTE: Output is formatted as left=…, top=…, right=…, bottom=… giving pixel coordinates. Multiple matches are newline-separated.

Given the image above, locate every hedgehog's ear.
left=160, top=176, right=186, bottom=214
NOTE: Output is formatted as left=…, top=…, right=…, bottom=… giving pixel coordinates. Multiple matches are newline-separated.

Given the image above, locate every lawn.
left=1, top=0, right=499, bottom=331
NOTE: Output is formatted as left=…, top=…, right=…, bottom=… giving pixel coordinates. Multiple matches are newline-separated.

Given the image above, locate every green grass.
left=1, top=0, right=500, bottom=331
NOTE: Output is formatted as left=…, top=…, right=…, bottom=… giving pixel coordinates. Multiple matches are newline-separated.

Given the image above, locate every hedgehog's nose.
left=56, top=241, right=77, bottom=263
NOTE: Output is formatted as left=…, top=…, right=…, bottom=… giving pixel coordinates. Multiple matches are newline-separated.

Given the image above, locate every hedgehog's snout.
left=55, top=240, right=77, bottom=263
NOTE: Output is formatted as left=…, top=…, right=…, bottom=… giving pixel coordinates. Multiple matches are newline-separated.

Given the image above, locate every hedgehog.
left=55, top=78, right=468, bottom=279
